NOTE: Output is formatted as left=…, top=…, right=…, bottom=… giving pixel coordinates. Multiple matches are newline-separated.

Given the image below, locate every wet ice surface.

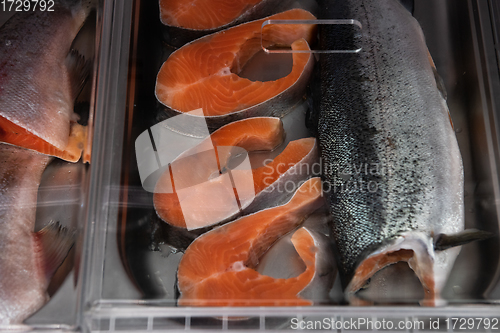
left=239, top=51, right=293, bottom=82
left=142, top=246, right=183, bottom=300
left=356, top=262, right=424, bottom=304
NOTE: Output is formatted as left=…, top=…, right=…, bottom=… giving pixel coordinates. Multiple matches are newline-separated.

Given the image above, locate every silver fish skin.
left=0, top=0, right=89, bottom=153
left=316, top=0, right=463, bottom=304
left=0, top=144, right=50, bottom=324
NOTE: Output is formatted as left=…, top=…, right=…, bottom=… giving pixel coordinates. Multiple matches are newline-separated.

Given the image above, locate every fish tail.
left=33, top=220, right=75, bottom=285
left=66, top=49, right=92, bottom=101
left=434, top=229, right=494, bottom=251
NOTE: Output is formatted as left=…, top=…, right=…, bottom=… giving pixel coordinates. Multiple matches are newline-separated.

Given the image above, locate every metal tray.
left=80, top=0, right=500, bottom=331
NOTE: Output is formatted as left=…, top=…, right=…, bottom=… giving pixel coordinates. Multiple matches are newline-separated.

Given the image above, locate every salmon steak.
left=160, top=0, right=286, bottom=30
left=155, top=9, right=316, bottom=131
left=0, top=0, right=91, bottom=162
left=177, top=177, right=332, bottom=306
left=153, top=117, right=317, bottom=230
left=158, top=0, right=296, bottom=47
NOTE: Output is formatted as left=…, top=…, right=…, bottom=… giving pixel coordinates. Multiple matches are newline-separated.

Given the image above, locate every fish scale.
left=0, top=4, right=83, bottom=146
left=315, top=0, right=463, bottom=301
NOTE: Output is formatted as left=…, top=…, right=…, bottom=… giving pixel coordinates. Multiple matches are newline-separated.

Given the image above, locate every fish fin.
left=434, top=229, right=494, bottom=251
left=66, top=49, right=92, bottom=101
left=427, top=50, right=453, bottom=128
left=34, top=221, right=75, bottom=281
left=432, top=66, right=448, bottom=101
left=47, top=246, right=75, bottom=296
left=427, top=50, right=448, bottom=101
left=399, top=0, right=415, bottom=15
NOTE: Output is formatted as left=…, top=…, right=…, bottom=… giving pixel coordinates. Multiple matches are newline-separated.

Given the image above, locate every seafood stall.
left=1, top=0, right=500, bottom=331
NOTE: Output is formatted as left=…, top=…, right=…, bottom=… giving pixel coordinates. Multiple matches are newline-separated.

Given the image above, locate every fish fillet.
left=154, top=117, right=284, bottom=229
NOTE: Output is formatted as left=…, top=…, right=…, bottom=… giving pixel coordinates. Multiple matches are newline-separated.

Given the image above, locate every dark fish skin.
left=315, top=0, right=463, bottom=302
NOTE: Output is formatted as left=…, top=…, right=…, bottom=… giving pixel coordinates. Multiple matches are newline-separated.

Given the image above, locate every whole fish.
left=0, top=0, right=92, bottom=162
left=315, top=0, right=466, bottom=305
left=0, top=144, right=73, bottom=324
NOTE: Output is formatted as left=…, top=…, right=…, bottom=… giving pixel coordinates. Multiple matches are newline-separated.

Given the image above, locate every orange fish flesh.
left=160, top=0, right=263, bottom=30
left=158, top=0, right=297, bottom=47
left=156, top=9, right=316, bottom=130
left=177, top=177, right=327, bottom=306
left=153, top=118, right=318, bottom=230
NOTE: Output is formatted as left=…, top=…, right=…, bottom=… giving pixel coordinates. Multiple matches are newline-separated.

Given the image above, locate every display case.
left=2, top=0, right=500, bottom=331
left=78, top=0, right=500, bottom=331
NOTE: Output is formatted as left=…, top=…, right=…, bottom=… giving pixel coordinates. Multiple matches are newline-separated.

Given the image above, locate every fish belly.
left=0, top=144, right=51, bottom=324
